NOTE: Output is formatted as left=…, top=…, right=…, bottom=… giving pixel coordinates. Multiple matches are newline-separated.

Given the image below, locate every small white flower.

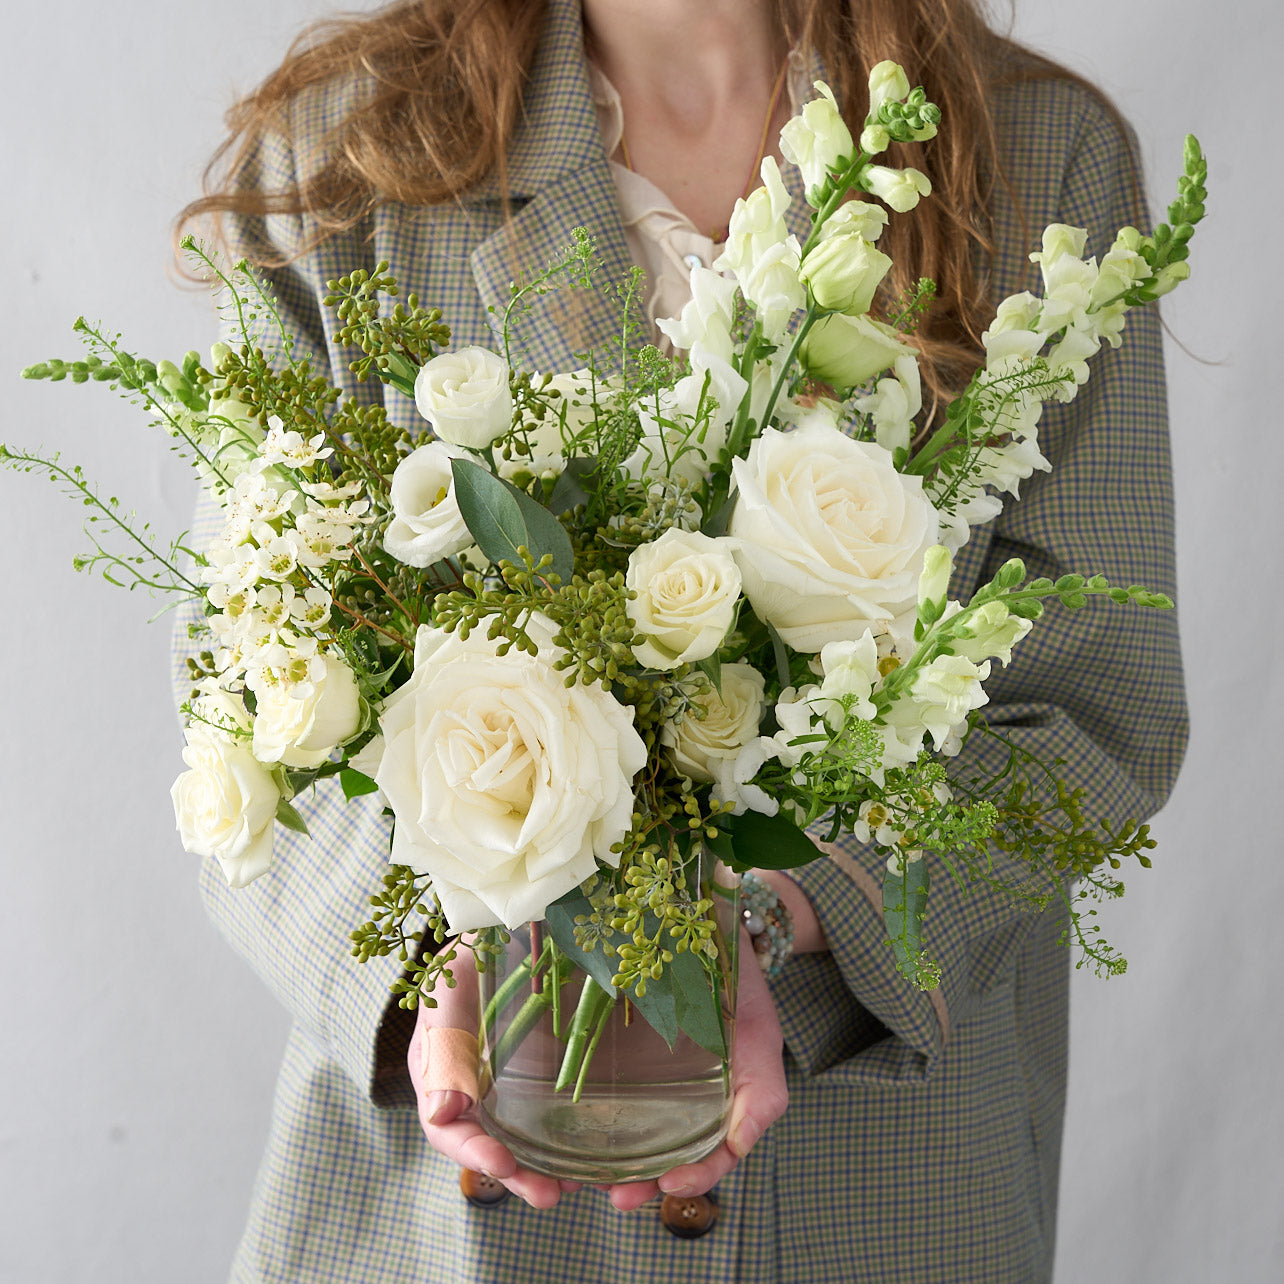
left=863, top=165, right=932, bottom=213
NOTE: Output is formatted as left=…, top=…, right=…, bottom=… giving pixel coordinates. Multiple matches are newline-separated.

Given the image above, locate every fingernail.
left=730, top=1117, right=761, bottom=1158
left=659, top=1179, right=694, bottom=1196
left=425, top=1090, right=450, bottom=1125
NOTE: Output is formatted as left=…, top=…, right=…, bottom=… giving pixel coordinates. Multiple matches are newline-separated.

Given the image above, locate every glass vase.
left=476, top=855, right=739, bottom=1184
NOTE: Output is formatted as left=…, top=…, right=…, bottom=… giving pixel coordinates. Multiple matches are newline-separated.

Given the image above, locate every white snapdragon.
left=779, top=81, right=855, bottom=201
left=816, top=632, right=881, bottom=726
left=625, top=529, right=741, bottom=670
left=384, top=439, right=473, bottom=568
left=863, top=165, right=932, bottom=213
left=853, top=352, right=922, bottom=454
left=867, top=60, right=911, bottom=122
left=817, top=200, right=889, bottom=244
left=656, top=266, right=740, bottom=365
left=413, top=346, right=512, bottom=448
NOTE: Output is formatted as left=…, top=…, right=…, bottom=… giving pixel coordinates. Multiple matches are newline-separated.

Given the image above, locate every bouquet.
left=7, top=63, right=1204, bottom=1177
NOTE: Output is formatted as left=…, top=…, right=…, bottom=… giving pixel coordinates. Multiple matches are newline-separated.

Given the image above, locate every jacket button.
left=459, top=1168, right=511, bottom=1208
left=659, top=1192, right=718, bottom=1239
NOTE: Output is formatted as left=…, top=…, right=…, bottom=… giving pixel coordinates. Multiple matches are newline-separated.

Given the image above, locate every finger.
left=604, top=1179, right=660, bottom=1212
left=722, top=939, right=789, bottom=1158
left=656, top=1142, right=739, bottom=1197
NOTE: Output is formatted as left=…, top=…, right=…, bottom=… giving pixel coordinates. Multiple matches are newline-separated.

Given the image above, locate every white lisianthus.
left=663, top=664, right=765, bottom=783
left=853, top=352, right=922, bottom=454
left=779, top=81, right=855, bottom=201
left=384, top=439, right=473, bottom=568
left=413, top=346, right=512, bottom=448
left=817, top=632, right=881, bottom=725
left=626, top=529, right=741, bottom=670
left=729, top=424, right=940, bottom=651
left=171, top=727, right=279, bottom=889
left=249, top=654, right=363, bottom=769
left=358, top=615, right=645, bottom=931
left=186, top=391, right=267, bottom=493
left=863, top=165, right=932, bottom=213
left=800, top=312, right=910, bottom=390
left=799, top=230, right=892, bottom=315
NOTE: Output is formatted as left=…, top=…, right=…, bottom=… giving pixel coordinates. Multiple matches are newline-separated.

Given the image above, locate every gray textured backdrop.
left=2, top=1, right=1278, bottom=1280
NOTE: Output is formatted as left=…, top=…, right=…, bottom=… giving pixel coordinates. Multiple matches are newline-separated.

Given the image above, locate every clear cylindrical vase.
left=476, top=856, right=739, bottom=1184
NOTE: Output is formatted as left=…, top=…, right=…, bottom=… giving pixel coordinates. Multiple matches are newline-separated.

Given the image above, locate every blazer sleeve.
left=769, top=86, right=1188, bottom=1083
left=173, top=111, right=420, bottom=1113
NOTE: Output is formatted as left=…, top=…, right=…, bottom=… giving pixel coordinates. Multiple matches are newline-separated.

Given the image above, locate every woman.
left=180, top=0, right=1186, bottom=1279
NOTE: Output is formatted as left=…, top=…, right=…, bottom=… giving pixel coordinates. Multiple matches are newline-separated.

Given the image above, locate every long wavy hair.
left=179, top=0, right=1113, bottom=404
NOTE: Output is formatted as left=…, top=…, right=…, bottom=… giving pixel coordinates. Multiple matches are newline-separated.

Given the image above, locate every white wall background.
left=1, top=2, right=1278, bottom=1280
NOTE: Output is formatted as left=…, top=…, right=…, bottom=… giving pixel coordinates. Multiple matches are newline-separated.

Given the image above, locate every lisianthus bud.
left=800, top=312, right=909, bottom=390
left=799, top=233, right=892, bottom=315
left=864, top=165, right=933, bottom=213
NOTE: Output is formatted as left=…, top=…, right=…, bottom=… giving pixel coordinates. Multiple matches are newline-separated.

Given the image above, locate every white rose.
left=863, top=165, right=932, bottom=213
left=626, top=529, right=742, bottom=670
left=250, top=655, right=363, bottom=769
left=413, top=346, right=512, bottom=448
left=729, top=423, right=940, bottom=651
left=384, top=440, right=473, bottom=568
left=779, top=81, right=855, bottom=200
left=800, top=312, right=911, bottom=390
left=171, top=727, right=278, bottom=889
left=663, top=664, right=766, bottom=783
left=360, top=616, right=645, bottom=932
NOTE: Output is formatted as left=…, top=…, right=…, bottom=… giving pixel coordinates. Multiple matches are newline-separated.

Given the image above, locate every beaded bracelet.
left=740, top=870, right=796, bottom=980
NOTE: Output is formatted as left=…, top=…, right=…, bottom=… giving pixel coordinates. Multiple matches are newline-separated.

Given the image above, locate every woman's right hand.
left=407, top=950, right=580, bottom=1209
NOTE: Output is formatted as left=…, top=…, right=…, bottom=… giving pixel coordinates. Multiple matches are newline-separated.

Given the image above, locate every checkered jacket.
left=180, top=2, right=1187, bottom=1279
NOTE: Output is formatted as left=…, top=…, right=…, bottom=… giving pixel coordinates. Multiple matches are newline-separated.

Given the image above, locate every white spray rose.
left=358, top=615, right=645, bottom=932
left=384, top=439, right=473, bottom=568
left=800, top=312, right=910, bottom=390
left=779, top=81, right=855, bottom=200
left=250, top=655, right=363, bottom=769
left=729, top=423, right=940, bottom=651
left=663, top=664, right=766, bottom=783
left=413, top=346, right=512, bottom=448
left=863, top=165, right=933, bottom=213
left=626, top=529, right=742, bottom=670
left=171, top=727, right=278, bottom=889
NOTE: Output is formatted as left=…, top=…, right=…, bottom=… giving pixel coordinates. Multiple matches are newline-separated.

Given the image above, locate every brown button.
left=459, top=1168, right=511, bottom=1208
left=659, top=1192, right=718, bottom=1239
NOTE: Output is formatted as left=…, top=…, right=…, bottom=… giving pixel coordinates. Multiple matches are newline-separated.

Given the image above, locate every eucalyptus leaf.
left=450, top=458, right=574, bottom=582
left=725, top=810, right=826, bottom=872
left=275, top=796, right=311, bottom=836
left=670, top=945, right=728, bottom=1060
left=544, top=890, right=680, bottom=1049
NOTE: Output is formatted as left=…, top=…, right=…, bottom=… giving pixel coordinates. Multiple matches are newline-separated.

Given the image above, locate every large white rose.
left=413, top=346, right=512, bottom=448
left=171, top=727, right=278, bottom=889
left=663, top=663, right=766, bottom=783
left=384, top=440, right=473, bottom=568
left=728, top=423, right=940, bottom=651
left=250, top=654, right=363, bottom=769
left=626, top=528, right=742, bottom=670
left=360, top=615, right=646, bottom=931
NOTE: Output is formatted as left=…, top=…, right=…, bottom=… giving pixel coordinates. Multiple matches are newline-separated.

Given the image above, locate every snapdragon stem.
left=572, top=992, right=617, bottom=1104
left=555, top=976, right=615, bottom=1093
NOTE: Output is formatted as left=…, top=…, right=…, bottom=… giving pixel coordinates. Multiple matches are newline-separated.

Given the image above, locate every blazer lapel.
left=469, top=0, right=635, bottom=372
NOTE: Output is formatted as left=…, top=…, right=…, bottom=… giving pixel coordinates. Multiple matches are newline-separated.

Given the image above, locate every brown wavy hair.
left=179, top=0, right=1112, bottom=405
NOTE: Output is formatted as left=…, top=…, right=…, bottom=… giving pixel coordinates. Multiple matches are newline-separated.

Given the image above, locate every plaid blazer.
left=183, top=2, right=1187, bottom=1279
